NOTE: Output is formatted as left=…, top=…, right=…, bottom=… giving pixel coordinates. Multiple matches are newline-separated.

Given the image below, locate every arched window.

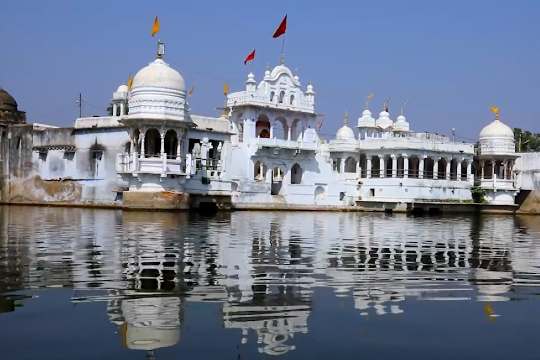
left=270, top=91, right=275, bottom=102
left=314, top=186, right=325, bottom=203
left=256, top=114, right=271, bottom=138
left=450, top=158, right=459, bottom=180
left=461, top=160, right=468, bottom=180
left=424, top=157, right=434, bottom=179
left=254, top=160, right=267, bottom=181
left=164, top=130, right=178, bottom=159
left=278, top=91, right=285, bottom=104
left=144, top=128, right=160, bottom=158
left=438, top=158, right=448, bottom=180
left=344, top=157, right=357, bottom=173
left=291, top=163, right=302, bottom=184
left=289, top=94, right=295, bottom=105
left=409, top=156, right=420, bottom=178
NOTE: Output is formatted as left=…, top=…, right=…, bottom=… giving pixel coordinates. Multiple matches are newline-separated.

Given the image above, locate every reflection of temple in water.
left=0, top=206, right=540, bottom=353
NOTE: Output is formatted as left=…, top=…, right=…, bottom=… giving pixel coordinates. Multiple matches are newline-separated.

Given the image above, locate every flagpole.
left=280, top=35, right=286, bottom=64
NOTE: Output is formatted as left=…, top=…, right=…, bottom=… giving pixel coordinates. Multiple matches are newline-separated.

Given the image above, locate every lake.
left=0, top=206, right=539, bottom=359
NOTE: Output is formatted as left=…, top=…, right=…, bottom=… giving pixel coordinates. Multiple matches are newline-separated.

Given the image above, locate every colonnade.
left=335, top=153, right=472, bottom=181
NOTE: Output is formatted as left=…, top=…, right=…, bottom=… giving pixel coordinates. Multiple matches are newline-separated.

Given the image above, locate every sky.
left=1, top=0, right=539, bottom=141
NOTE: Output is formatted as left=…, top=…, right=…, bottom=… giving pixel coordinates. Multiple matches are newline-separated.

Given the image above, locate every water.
left=0, top=206, right=539, bottom=359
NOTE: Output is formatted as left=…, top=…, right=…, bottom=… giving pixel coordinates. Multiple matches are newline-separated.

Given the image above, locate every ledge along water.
left=0, top=205, right=539, bottom=359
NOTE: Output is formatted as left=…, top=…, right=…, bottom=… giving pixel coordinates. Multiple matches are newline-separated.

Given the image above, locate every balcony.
left=116, top=153, right=185, bottom=176
left=479, top=178, right=516, bottom=191
left=255, top=137, right=318, bottom=151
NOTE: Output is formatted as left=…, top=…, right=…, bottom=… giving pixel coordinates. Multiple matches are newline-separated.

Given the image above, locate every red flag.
left=244, top=49, right=256, bottom=65
left=272, top=15, right=287, bottom=38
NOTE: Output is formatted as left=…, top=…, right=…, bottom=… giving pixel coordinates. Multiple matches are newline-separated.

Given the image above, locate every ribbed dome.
left=376, top=111, right=394, bottom=129
left=479, top=119, right=514, bottom=139
left=132, top=59, right=185, bottom=91
left=0, top=88, right=18, bottom=111
left=336, top=125, right=355, bottom=141
left=394, top=114, right=410, bottom=132
left=357, top=109, right=376, bottom=128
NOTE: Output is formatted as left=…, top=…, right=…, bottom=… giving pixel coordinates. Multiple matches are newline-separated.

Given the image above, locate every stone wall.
left=516, top=152, right=540, bottom=214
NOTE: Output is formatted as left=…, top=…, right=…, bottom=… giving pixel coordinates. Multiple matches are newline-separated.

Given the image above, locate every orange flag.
left=151, top=16, right=160, bottom=37
left=273, top=15, right=287, bottom=38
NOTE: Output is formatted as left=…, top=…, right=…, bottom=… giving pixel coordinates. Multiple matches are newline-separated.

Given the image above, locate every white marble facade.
left=29, top=46, right=521, bottom=209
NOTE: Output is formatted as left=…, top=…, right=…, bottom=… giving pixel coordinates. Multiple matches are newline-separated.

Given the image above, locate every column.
left=446, top=159, right=451, bottom=180
left=480, top=160, right=484, bottom=179
left=140, top=130, right=146, bottom=157
left=433, top=159, right=439, bottom=180
left=457, top=159, right=462, bottom=181
left=112, top=103, right=117, bottom=117
left=367, top=157, right=372, bottom=178
left=356, top=157, right=361, bottom=176
left=392, top=155, right=397, bottom=178
left=419, top=157, right=425, bottom=179
left=404, top=155, right=409, bottom=178
left=492, top=159, right=496, bottom=186
left=340, top=158, right=345, bottom=174
left=380, top=157, right=385, bottom=178
left=176, top=132, right=181, bottom=160
left=287, top=126, right=291, bottom=141
left=120, top=102, right=125, bottom=116
left=270, top=124, right=274, bottom=139
left=466, top=162, right=472, bottom=182
left=160, top=130, right=166, bottom=176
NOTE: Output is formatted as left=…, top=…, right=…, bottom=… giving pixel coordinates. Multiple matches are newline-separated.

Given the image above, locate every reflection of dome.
left=394, top=114, right=410, bottom=132
left=336, top=125, right=355, bottom=141
left=132, top=59, right=185, bottom=91
left=479, top=119, right=514, bottom=140
left=0, top=88, right=17, bottom=111
left=376, top=111, right=393, bottom=129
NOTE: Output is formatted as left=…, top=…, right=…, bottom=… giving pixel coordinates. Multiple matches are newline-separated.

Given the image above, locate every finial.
left=383, top=98, right=390, bottom=112
left=157, top=40, right=165, bottom=59
left=343, top=111, right=349, bottom=126
left=365, top=93, right=374, bottom=109
left=490, top=105, right=500, bottom=120
left=401, top=100, right=408, bottom=116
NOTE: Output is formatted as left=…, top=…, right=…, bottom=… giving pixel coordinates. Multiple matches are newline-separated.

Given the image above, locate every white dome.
left=376, top=111, right=394, bottom=130
left=116, top=84, right=128, bottom=93
left=394, top=114, right=410, bottom=132
left=357, top=109, right=376, bottom=128
left=336, top=125, right=355, bottom=141
left=132, top=58, right=185, bottom=92
left=479, top=119, right=514, bottom=139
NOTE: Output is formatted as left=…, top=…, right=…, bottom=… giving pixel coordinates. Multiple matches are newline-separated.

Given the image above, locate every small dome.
left=116, top=84, right=128, bottom=93
left=0, top=88, right=18, bottom=112
left=246, top=72, right=256, bottom=84
left=336, top=125, right=355, bottom=141
left=394, top=114, right=410, bottom=132
left=357, top=109, right=376, bottom=128
left=479, top=119, right=514, bottom=139
left=132, top=59, right=185, bottom=92
left=376, top=111, right=394, bottom=129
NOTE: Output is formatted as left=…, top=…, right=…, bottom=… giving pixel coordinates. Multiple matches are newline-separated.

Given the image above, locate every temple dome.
left=336, top=125, right=355, bottom=141
left=479, top=119, right=514, bottom=140
left=376, top=111, right=394, bottom=129
left=394, top=114, right=410, bottom=132
left=0, top=88, right=18, bottom=112
left=132, top=59, right=185, bottom=92
left=357, top=109, right=376, bottom=128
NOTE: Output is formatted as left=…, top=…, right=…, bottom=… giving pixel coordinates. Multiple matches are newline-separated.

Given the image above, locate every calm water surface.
left=0, top=206, right=539, bottom=359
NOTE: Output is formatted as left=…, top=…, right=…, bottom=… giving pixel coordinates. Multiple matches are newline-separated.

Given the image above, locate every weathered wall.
left=516, top=152, right=540, bottom=214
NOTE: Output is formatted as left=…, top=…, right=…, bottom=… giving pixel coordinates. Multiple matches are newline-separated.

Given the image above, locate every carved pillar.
left=467, top=162, right=472, bottom=182
left=419, top=157, right=425, bottom=179
left=176, top=130, right=181, bottom=160
left=446, top=159, right=451, bottom=180
left=404, top=155, right=409, bottom=178
left=433, top=159, right=439, bottom=180
left=392, top=155, right=397, bottom=178
left=380, top=157, right=385, bottom=178
left=120, top=102, right=125, bottom=116
left=340, top=158, right=345, bottom=174
left=367, top=157, right=372, bottom=178
left=160, top=130, right=166, bottom=176
left=140, top=129, right=146, bottom=158
left=457, top=159, right=462, bottom=181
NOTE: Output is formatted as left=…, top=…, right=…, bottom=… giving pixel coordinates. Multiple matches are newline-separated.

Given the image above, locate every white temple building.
left=0, top=41, right=532, bottom=213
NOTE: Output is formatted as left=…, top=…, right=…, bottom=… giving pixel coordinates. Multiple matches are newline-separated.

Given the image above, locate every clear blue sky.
left=1, top=0, right=539, bottom=140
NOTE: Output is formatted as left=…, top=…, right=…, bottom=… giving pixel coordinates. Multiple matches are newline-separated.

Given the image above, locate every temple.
left=0, top=42, right=538, bottom=213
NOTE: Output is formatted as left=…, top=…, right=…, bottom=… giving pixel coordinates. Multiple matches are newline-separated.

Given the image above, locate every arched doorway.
left=144, top=128, right=160, bottom=158
left=291, top=163, right=303, bottom=184
left=438, top=158, right=448, bottom=180
left=271, top=167, right=284, bottom=195
left=256, top=115, right=271, bottom=138
left=424, top=157, right=434, bottom=179
left=371, top=155, right=381, bottom=177
left=409, top=156, right=420, bottom=178
left=450, top=158, right=458, bottom=180
left=344, top=157, right=357, bottom=173
left=164, top=130, right=178, bottom=159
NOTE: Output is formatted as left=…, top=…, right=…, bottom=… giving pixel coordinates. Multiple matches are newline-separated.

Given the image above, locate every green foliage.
left=514, top=128, right=540, bottom=152
left=471, top=186, right=487, bottom=204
